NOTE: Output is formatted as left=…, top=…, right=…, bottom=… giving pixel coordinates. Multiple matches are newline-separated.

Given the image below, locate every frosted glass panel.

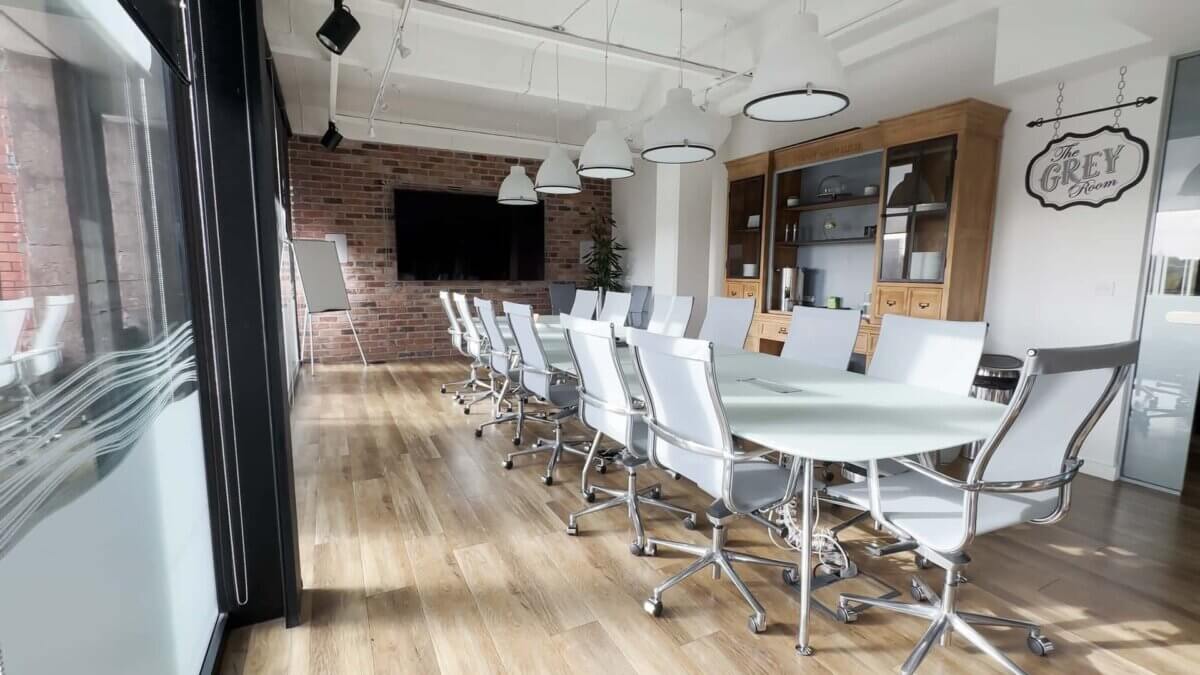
left=1122, top=54, right=1200, bottom=492
left=0, top=2, right=217, bottom=673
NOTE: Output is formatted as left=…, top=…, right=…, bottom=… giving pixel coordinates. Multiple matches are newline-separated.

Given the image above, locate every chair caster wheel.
left=910, top=579, right=927, bottom=602
left=565, top=525, right=578, bottom=536
left=629, top=542, right=645, bottom=556
left=584, top=490, right=596, bottom=503
left=683, top=516, right=698, bottom=530
left=778, top=525, right=790, bottom=540
left=747, top=615, right=766, bottom=634
left=835, top=606, right=858, bottom=624
left=648, top=487, right=662, bottom=500
left=474, top=428, right=483, bottom=438
left=541, top=475, right=554, bottom=486
left=440, top=385, right=447, bottom=393
left=644, top=599, right=663, bottom=618
left=782, top=567, right=800, bottom=586
left=914, top=554, right=933, bottom=569
left=501, top=459, right=513, bottom=470
left=1027, top=633, right=1054, bottom=656
left=512, top=437, right=521, bottom=446
left=463, top=408, right=471, bottom=415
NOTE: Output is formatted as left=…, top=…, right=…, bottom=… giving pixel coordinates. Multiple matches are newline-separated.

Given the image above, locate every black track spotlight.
left=320, top=121, right=343, bottom=151
left=316, top=1, right=360, bottom=55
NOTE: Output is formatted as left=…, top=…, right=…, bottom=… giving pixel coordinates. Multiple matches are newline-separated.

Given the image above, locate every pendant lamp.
left=641, top=0, right=715, bottom=164
left=743, top=3, right=848, bottom=122
left=579, top=0, right=634, bottom=179
left=536, top=45, right=582, bottom=194
left=498, top=166, right=538, bottom=205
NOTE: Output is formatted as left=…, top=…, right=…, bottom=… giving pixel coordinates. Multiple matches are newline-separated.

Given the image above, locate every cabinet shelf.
left=776, top=236, right=876, bottom=247
left=782, top=196, right=880, bottom=212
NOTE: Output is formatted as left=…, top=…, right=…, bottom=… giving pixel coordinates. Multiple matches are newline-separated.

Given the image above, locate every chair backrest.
left=628, top=285, right=652, bottom=328
left=697, top=296, right=754, bottom=348
left=561, top=315, right=635, bottom=446
left=473, top=297, right=511, bottom=376
left=569, top=289, right=599, bottom=318
left=645, top=295, right=672, bottom=334
left=503, top=301, right=552, bottom=398
left=868, top=314, right=986, bottom=395
left=974, top=341, right=1139, bottom=489
left=597, top=291, right=632, bottom=326
left=0, top=297, right=33, bottom=387
left=663, top=296, right=694, bottom=337
left=627, top=329, right=730, bottom=504
left=439, top=290, right=464, bottom=353
left=453, top=292, right=483, bottom=358
left=27, top=295, right=74, bottom=377
left=549, top=281, right=578, bottom=315
left=780, top=306, right=860, bottom=370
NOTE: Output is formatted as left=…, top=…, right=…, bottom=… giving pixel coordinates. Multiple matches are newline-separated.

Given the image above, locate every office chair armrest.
left=11, top=344, right=64, bottom=362
left=971, top=459, right=1084, bottom=494
left=893, top=458, right=971, bottom=490
left=517, top=364, right=558, bottom=378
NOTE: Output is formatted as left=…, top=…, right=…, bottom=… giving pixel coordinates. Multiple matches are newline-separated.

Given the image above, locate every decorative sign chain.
left=1052, top=81, right=1064, bottom=139
left=1113, top=65, right=1127, bottom=127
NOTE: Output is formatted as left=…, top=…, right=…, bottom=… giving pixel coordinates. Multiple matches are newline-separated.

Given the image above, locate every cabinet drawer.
left=909, top=287, right=943, bottom=319
left=742, top=283, right=758, bottom=299
left=854, top=330, right=870, bottom=354
left=875, top=286, right=909, bottom=318
left=766, top=321, right=789, bottom=339
left=724, top=281, right=743, bottom=298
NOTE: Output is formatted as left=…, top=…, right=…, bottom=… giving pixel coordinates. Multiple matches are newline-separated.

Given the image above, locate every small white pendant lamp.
left=743, top=1, right=848, bottom=122
left=641, top=0, right=715, bottom=164
left=536, top=45, right=582, bottom=195
left=498, top=165, right=538, bottom=205
left=579, top=0, right=634, bottom=179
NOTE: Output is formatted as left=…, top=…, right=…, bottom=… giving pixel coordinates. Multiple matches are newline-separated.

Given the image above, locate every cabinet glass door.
left=1122, top=54, right=1200, bottom=495
left=0, top=2, right=218, bottom=673
left=727, top=176, right=764, bottom=279
left=879, top=136, right=956, bottom=282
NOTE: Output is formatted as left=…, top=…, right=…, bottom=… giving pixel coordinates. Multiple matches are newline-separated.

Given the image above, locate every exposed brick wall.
left=0, top=91, right=29, bottom=301
left=288, top=137, right=610, bottom=362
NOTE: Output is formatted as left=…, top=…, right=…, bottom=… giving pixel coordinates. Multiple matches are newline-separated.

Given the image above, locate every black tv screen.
left=394, top=188, right=545, bottom=281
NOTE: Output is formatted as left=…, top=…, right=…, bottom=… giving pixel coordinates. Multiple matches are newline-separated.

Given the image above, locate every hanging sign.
left=1025, top=125, right=1149, bottom=210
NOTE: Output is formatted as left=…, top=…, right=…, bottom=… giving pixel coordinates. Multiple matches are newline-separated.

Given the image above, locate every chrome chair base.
left=502, top=420, right=591, bottom=485
left=642, top=511, right=800, bottom=634
left=566, top=449, right=697, bottom=555
left=840, top=570, right=1052, bottom=675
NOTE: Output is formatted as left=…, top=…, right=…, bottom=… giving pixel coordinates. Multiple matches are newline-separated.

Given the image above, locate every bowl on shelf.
left=785, top=196, right=801, bottom=207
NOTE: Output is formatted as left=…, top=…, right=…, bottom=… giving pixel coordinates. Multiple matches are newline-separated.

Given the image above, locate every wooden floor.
left=220, top=359, right=1200, bottom=674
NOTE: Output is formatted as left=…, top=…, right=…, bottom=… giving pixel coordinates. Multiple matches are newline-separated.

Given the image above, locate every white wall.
left=985, top=56, right=1170, bottom=479
left=615, top=157, right=659, bottom=289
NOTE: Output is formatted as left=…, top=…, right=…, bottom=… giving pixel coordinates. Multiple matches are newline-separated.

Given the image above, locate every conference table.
left=529, top=318, right=1007, bottom=655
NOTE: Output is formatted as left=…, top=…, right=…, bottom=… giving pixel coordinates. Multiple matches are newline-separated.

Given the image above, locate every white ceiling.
left=265, top=0, right=1200, bottom=154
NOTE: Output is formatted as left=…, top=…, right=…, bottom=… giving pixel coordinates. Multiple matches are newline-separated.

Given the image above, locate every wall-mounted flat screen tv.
left=394, top=188, right=545, bottom=280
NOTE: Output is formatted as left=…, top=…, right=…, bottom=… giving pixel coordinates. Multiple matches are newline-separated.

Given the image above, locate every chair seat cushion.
left=826, top=472, right=1057, bottom=552
left=547, top=382, right=578, bottom=407
left=727, top=460, right=798, bottom=513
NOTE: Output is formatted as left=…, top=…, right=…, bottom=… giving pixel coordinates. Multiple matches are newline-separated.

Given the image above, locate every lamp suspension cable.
left=677, top=0, right=684, bottom=88
left=554, top=44, right=561, bottom=143
left=603, top=0, right=609, bottom=109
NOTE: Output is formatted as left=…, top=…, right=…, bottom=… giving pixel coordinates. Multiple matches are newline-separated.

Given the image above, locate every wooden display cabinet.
left=722, top=153, right=771, bottom=319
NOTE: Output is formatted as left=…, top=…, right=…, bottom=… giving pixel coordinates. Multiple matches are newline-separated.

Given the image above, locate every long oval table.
left=531, top=319, right=1006, bottom=655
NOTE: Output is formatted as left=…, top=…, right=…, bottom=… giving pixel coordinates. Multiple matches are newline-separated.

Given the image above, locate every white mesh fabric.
left=780, top=305, right=860, bottom=370
left=504, top=302, right=551, bottom=398
left=562, top=316, right=631, bottom=444
left=697, top=297, right=754, bottom=348
left=474, top=298, right=510, bottom=376
left=868, top=315, right=986, bottom=395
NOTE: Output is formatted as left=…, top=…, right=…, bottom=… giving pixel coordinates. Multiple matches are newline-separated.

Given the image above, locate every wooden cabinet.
left=719, top=99, right=1007, bottom=360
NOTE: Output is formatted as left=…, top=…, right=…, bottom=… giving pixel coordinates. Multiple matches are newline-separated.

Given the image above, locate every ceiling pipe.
left=411, top=0, right=743, bottom=80
left=367, top=0, right=415, bottom=137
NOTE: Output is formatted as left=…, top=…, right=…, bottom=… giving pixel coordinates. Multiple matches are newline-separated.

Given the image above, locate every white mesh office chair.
left=596, top=290, right=632, bottom=326
left=501, top=302, right=593, bottom=484
left=0, top=297, right=33, bottom=394
left=628, top=329, right=807, bottom=634
left=697, top=296, right=755, bottom=348
left=828, top=314, right=987, bottom=545
left=560, top=315, right=697, bottom=554
left=472, top=298, right=528, bottom=441
left=438, top=290, right=482, bottom=399
left=569, top=289, right=599, bottom=318
left=780, top=305, right=860, bottom=370
left=453, top=293, right=494, bottom=413
left=835, top=340, right=1138, bottom=674
left=646, top=295, right=694, bottom=337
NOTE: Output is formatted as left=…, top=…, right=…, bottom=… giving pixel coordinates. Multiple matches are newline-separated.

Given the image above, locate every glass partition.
left=0, top=2, right=217, bottom=673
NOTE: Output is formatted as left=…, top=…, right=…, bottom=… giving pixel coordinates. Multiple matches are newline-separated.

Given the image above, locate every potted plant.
left=583, top=208, right=627, bottom=293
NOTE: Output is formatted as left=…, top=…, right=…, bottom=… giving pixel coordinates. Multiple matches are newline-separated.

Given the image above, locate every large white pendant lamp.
left=498, top=165, right=538, bottom=205
left=641, top=0, right=715, bottom=164
left=743, top=2, right=848, bottom=122
left=536, top=45, right=582, bottom=195
left=579, top=0, right=634, bottom=179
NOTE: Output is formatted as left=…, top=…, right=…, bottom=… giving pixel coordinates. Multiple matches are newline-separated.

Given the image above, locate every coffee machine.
left=776, top=267, right=805, bottom=312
